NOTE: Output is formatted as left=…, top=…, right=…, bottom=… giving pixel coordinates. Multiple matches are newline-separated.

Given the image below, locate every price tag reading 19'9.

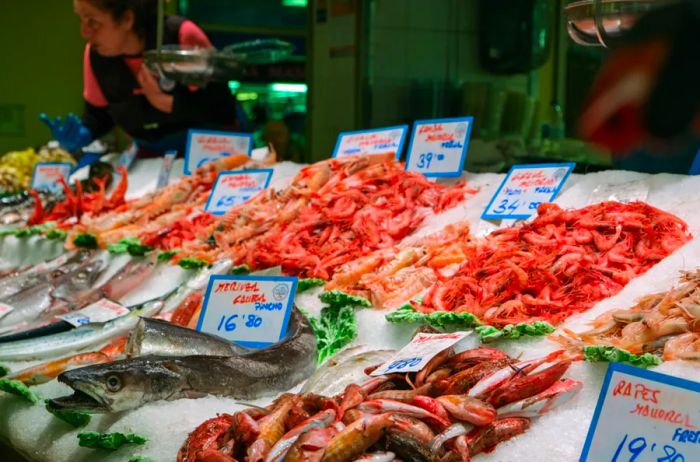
left=196, top=275, right=298, bottom=348
left=370, top=332, right=470, bottom=376
left=332, top=125, right=408, bottom=159
left=31, top=162, right=72, bottom=193
left=184, top=129, right=253, bottom=175
left=482, top=163, right=575, bottom=221
left=405, top=117, right=473, bottom=177
left=580, top=362, right=700, bottom=462
left=205, top=169, right=273, bottom=215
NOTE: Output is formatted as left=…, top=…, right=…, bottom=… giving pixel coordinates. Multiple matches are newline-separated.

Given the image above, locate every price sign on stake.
left=31, top=162, right=72, bottom=193
left=370, top=332, right=470, bottom=376
left=196, top=275, right=298, bottom=348
left=405, top=117, right=473, bottom=177
left=205, top=169, right=273, bottom=215
left=332, top=125, right=408, bottom=159
left=184, top=129, right=253, bottom=175
left=156, top=150, right=177, bottom=189
left=580, top=362, right=700, bottom=462
left=482, top=163, right=575, bottom=221
left=58, top=298, right=129, bottom=327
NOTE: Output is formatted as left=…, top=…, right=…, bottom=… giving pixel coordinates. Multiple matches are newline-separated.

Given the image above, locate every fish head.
left=50, top=356, right=185, bottom=413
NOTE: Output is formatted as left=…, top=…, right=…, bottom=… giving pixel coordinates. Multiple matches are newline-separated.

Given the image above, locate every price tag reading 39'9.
left=405, top=116, right=473, bottom=177
left=31, top=162, right=72, bottom=193
left=184, top=129, right=253, bottom=175
left=205, top=169, right=273, bottom=215
left=370, top=332, right=470, bottom=376
left=580, top=362, right=700, bottom=462
left=196, top=275, right=298, bottom=348
left=332, top=125, right=408, bottom=159
left=482, top=163, right=575, bottom=221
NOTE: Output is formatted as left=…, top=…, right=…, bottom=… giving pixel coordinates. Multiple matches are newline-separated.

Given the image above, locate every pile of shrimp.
left=415, top=201, right=691, bottom=327
left=181, top=153, right=475, bottom=278
left=558, top=269, right=700, bottom=360
left=178, top=346, right=580, bottom=462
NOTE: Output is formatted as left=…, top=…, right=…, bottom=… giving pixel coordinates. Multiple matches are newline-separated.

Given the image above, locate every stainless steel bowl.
left=564, top=0, right=676, bottom=47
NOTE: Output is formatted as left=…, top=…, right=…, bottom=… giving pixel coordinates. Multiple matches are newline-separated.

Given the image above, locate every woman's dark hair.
left=88, top=0, right=157, bottom=39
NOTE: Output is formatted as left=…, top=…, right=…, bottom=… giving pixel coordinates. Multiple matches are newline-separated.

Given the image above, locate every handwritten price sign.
left=405, top=117, right=473, bottom=177
left=482, top=163, right=575, bottom=220
left=196, top=275, right=298, bottom=348
left=205, top=169, right=273, bottom=215
left=156, top=150, right=177, bottom=189
left=58, top=298, right=128, bottom=327
left=332, top=125, right=408, bottom=159
left=371, top=332, right=470, bottom=376
left=580, top=362, right=700, bottom=462
left=184, top=129, right=253, bottom=175
left=31, top=162, right=72, bottom=193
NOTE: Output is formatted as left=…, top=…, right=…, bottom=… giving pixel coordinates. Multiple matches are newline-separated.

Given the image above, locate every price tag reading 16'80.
left=205, top=169, right=273, bottom=215
left=482, top=163, right=575, bottom=221
left=580, top=362, right=700, bottom=462
left=196, top=275, right=298, bottom=348
left=371, top=332, right=470, bottom=376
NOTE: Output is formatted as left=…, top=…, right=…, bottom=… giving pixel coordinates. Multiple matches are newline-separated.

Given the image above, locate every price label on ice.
left=31, top=162, right=72, bottom=193
left=58, top=298, right=129, bottom=327
left=205, top=169, right=273, bottom=215
left=197, top=275, right=298, bottom=348
left=332, top=125, right=408, bottom=159
left=482, top=163, right=575, bottom=220
left=184, top=129, right=253, bottom=175
left=405, top=117, right=473, bottom=177
left=156, top=150, right=177, bottom=189
left=580, top=362, right=700, bottom=462
left=371, top=332, right=470, bottom=376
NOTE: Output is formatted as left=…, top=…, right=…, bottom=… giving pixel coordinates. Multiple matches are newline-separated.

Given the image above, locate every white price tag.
left=405, top=117, right=473, bottom=177
left=0, top=302, right=15, bottom=320
left=58, top=298, right=128, bottom=327
left=332, top=125, right=408, bottom=159
left=156, top=150, right=177, bottom=189
left=580, top=362, right=700, bottom=461
left=196, top=275, right=298, bottom=348
left=184, top=129, right=253, bottom=175
left=482, top=163, right=575, bottom=220
left=371, top=332, right=470, bottom=376
left=205, top=169, right=273, bottom=215
left=31, top=162, right=72, bottom=193
left=589, top=179, right=650, bottom=205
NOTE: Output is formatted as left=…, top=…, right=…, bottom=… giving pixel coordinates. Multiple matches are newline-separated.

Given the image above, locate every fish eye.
left=106, top=375, right=122, bottom=392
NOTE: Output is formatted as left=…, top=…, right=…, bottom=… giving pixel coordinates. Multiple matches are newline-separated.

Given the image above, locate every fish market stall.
left=0, top=154, right=699, bottom=462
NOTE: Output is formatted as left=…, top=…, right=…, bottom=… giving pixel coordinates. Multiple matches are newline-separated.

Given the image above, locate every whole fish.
left=50, top=308, right=317, bottom=412
left=301, top=345, right=396, bottom=397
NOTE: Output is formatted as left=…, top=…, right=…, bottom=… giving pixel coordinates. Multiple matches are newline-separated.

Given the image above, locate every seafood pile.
left=413, top=201, right=691, bottom=327
left=178, top=345, right=580, bottom=462
left=182, top=153, right=474, bottom=278
left=559, top=269, right=700, bottom=360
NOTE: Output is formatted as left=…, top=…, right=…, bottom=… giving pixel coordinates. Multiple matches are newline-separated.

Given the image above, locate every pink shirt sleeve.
left=179, top=20, right=212, bottom=48
left=83, top=44, right=109, bottom=107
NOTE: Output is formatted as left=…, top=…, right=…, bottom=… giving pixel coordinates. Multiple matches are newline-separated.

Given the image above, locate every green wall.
left=0, top=1, right=84, bottom=153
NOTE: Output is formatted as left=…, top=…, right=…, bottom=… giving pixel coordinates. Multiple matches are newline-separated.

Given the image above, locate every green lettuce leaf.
left=73, top=232, right=98, bottom=249
left=298, top=278, right=326, bottom=293
left=231, top=264, right=251, bottom=275
left=304, top=304, right=357, bottom=364
left=475, top=321, right=556, bottom=342
left=46, top=229, right=68, bottom=240
left=129, top=457, right=156, bottom=462
left=107, top=237, right=152, bottom=256
left=45, top=401, right=91, bottom=427
left=319, top=290, right=371, bottom=308
left=0, top=378, right=39, bottom=403
left=386, top=304, right=481, bottom=329
left=157, top=249, right=180, bottom=262
left=178, top=257, right=208, bottom=270
left=0, top=364, right=8, bottom=377
left=15, top=222, right=56, bottom=238
left=78, top=431, right=147, bottom=450
left=583, top=345, right=662, bottom=368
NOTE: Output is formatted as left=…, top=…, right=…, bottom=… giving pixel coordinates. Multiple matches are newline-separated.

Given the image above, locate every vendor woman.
left=41, top=0, right=247, bottom=157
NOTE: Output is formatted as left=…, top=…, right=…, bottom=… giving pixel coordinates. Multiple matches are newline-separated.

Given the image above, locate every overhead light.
left=282, top=0, right=307, bottom=7
left=271, top=83, right=308, bottom=93
left=228, top=81, right=242, bottom=91
left=236, top=92, right=259, bottom=101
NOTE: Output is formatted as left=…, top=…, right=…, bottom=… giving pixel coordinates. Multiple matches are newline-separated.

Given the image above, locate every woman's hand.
left=137, top=65, right=174, bottom=114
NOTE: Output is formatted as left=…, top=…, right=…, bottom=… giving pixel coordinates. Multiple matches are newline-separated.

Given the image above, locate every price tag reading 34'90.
left=31, top=162, right=72, bottom=193
left=580, top=362, right=700, bottom=462
left=205, top=169, right=273, bottom=215
left=332, top=125, right=408, bottom=159
left=196, top=275, right=298, bottom=348
left=482, top=163, right=575, bottom=221
left=371, top=332, right=470, bottom=376
left=184, top=129, right=253, bottom=175
left=405, top=116, right=473, bottom=177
